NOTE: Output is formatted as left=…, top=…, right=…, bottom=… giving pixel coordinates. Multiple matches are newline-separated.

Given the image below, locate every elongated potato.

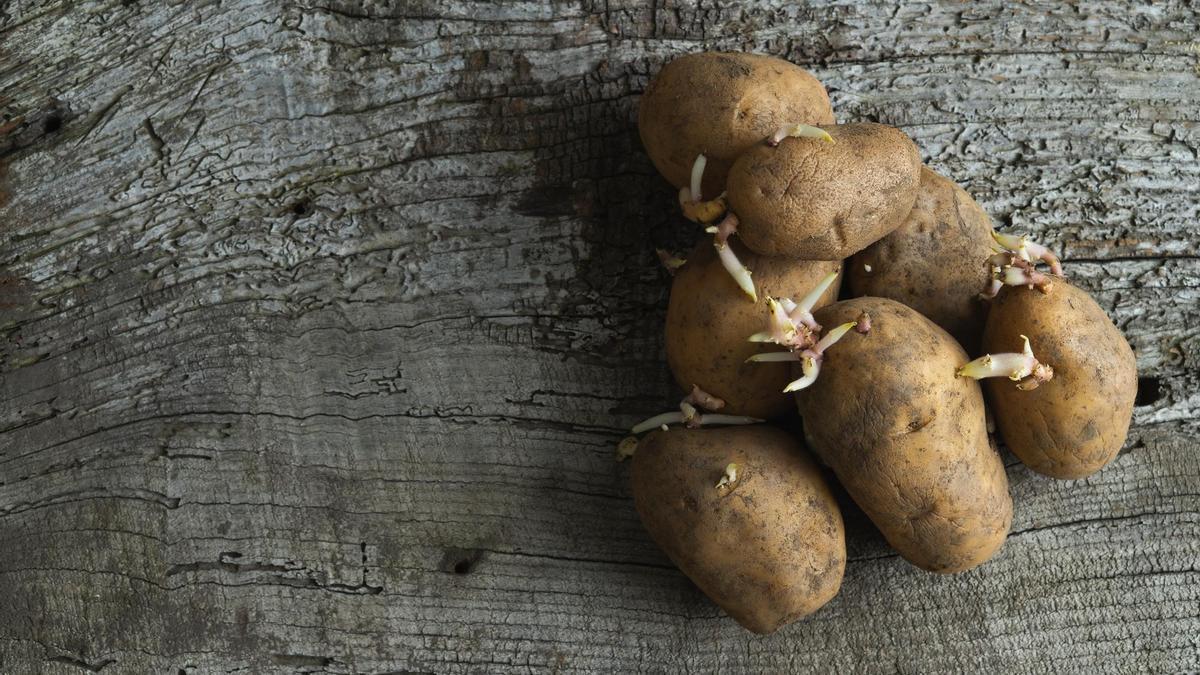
left=631, top=425, right=845, bottom=633
left=794, top=297, right=1012, bottom=573
left=982, top=283, right=1137, bottom=479
left=727, top=123, right=922, bottom=260
left=848, top=167, right=996, bottom=351
left=666, top=239, right=841, bottom=418
left=638, top=52, right=834, bottom=197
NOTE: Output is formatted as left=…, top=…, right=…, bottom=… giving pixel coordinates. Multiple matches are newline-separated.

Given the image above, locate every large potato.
left=666, top=239, right=841, bottom=419
left=638, top=52, right=834, bottom=197
left=727, top=123, right=922, bottom=260
left=794, top=297, right=1012, bottom=573
left=848, top=167, right=996, bottom=351
left=982, top=283, right=1137, bottom=479
left=631, top=425, right=845, bottom=634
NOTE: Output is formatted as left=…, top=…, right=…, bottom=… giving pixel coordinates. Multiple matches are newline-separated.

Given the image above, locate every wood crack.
left=3, top=1, right=1200, bottom=671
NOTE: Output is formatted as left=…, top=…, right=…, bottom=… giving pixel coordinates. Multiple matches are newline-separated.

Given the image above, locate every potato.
left=630, top=425, right=845, bottom=633
left=638, top=52, right=834, bottom=198
left=793, top=297, right=1012, bottom=573
left=666, top=239, right=841, bottom=419
left=726, top=123, right=922, bottom=260
left=981, top=282, right=1137, bottom=479
left=847, top=167, right=996, bottom=351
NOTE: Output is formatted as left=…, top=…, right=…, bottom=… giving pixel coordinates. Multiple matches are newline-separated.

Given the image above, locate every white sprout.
left=679, top=400, right=700, bottom=427
left=678, top=185, right=692, bottom=207
left=979, top=277, right=1003, bottom=300
left=743, top=274, right=857, bottom=391
left=814, top=320, right=857, bottom=354
left=745, top=271, right=838, bottom=350
left=980, top=253, right=1053, bottom=298
left=715, top=241, right=757, bottom=301
left=781, top=321, right=858, bottom=392
left=991, top=231, right=1064, bottom=277
left=631, top=412, right=687, bottom=434
left=629, top=385, right=754, bottom=434
left=957, top=335, right=1055, bottom=390
left=791, top=270, right=839, bottom=331
left=707, top=213, right=756, bottom=301
left=745, top=351, right=801, bottom=363
left=768, top=123, right=835, bottom=147
left=715, top=463, right=740, bottom=489
left=783, top=354, right=821, bottom=393
left=746, top=297, right=812, bottom=349
left=690, top=154, right=706, bottom=202
left=629, top=412, right=762, bottom=435
left=679, top=155, right=727, bottom=224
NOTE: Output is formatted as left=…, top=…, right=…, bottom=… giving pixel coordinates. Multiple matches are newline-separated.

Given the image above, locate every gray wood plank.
left=1, top=1, right=1197, bottom=672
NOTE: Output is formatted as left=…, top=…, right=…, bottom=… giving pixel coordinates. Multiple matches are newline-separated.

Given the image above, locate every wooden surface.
left=2, top=1, right=1198, bottom=672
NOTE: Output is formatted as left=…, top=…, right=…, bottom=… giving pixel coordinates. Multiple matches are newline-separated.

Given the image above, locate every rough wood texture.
left=2, top=1, right=1198, bottom=673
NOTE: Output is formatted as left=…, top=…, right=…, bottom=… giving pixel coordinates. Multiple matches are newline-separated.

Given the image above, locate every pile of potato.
left=621, top=52, right=1138, bottom=635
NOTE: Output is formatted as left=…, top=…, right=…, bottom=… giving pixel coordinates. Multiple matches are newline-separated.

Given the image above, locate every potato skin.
left=848, top=167, right=995, bottom=351
left=983, top=283, right=1137, bottom=479
left=666, top=240, right=841, bottom=418
left=727, top=123, right=922, bottom=260
left=630, top=425, right=845, bottom=634
left=638, top=52, right=834, bottom=197
left=794, top=298, right=1012, bottom=573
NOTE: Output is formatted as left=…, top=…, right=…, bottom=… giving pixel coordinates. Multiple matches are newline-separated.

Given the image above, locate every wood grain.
left=1, top=1, right=1197, bottom=672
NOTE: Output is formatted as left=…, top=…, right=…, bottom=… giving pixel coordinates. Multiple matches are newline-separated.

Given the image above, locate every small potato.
left=794, top=297, right=1012, bottom=573
left=638, top=52, right=834, bottom=197
left=631, top=425, right=845, bottom=634
left=666, top=240, right=841, bottom=418
left=981, top=283, right=1137, bottom=479
left=727, top=123, right=922, bottom=260
left=848, top=167, right=996, bottom=351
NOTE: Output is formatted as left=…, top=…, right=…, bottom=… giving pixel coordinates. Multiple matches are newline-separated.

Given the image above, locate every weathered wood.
left=1, top=1, right=1198, bottom=672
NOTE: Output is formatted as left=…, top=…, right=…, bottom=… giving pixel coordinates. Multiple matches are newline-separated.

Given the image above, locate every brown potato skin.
left=794, top=298, right=1012, bottom=573
left=630, top=425, right=845, bottom=634
left=727, top=123, right=922, bottom=260
left=638, top=52, right=834, bottom=197
left=983, top=283, right=1137, bottom=479
left=848, top=167, right=995, bottom=351
left=666, top=240, right=841, bottom=418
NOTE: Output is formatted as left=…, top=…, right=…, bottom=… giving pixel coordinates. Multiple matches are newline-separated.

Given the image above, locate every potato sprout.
left=767, top=123, right=835, bottom=147
left=678, top=154, right=728, bottom=224
left=707, top=213, right=757, bottom=301
left=957, top=335, right=1055, bottom=391
left=744, top=272, right=857, bottom=392
left=992, top=231, right=1063, bottom=277
left=630, top=385, right=760, bottom=434
left=981, top=232, right=1064, bottom=298
left=715, top=463, right=740, bottom=490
